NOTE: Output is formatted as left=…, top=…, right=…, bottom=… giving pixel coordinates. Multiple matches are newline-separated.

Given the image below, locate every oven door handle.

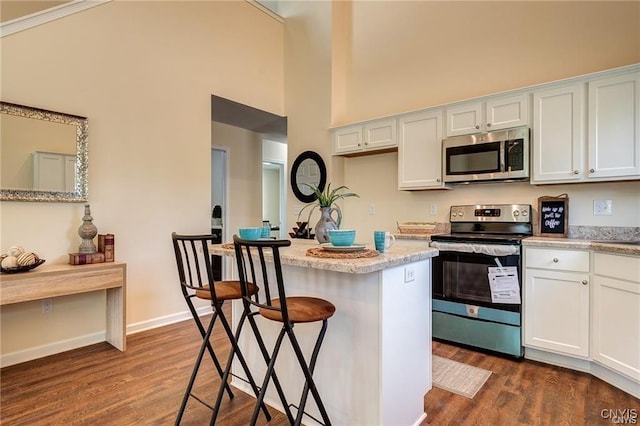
left=429, top=241, right=520, bottom=256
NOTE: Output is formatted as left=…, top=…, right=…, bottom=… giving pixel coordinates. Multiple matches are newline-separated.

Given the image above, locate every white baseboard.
left=1, top=331, right=105, bottom=368
left=413, top=413, right=428, bottom=426
left=126, top=305, right=211, bottom=335
left=0, top=306, right=212, bottom=368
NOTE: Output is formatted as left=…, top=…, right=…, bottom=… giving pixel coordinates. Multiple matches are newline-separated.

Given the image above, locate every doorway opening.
left=262, top=160, right=286, bottom=238
left=210, top=95, right=287, bottom=246
left=211, top=146, right=227, bottom=281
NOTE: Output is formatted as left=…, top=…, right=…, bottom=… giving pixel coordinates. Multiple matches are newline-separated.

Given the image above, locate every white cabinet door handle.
left=553, top=258, right=559, bottom=263
left=573, top=170, right=579, bottom=174
left=581, top=280, right=588, bottom=285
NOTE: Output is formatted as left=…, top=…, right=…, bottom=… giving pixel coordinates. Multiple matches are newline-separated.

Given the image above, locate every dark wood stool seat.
left=195, top=281, right=258, bottom=301
left=233, top=235, right=334, bottom=426
left=260, top=297, right=335, bottom=323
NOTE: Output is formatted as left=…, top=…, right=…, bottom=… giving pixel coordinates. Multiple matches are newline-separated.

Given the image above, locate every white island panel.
left=213, top=240, right=436, bottom=426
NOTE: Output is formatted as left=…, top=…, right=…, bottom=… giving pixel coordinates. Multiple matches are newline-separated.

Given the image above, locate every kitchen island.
left=210, top=239, right=438, bottom=426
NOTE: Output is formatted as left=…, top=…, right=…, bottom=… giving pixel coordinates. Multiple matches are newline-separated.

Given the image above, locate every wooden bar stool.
left=233, top=235, right=336, bottom=426
left=171, top=233, right=271, bottom=424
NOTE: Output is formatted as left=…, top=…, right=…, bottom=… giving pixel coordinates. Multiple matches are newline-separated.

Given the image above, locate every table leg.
left=106, top=286, right=126, bottom=351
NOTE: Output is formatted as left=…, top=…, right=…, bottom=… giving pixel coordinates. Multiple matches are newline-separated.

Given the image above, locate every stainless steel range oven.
left=430, top=204, right=532, bottom=358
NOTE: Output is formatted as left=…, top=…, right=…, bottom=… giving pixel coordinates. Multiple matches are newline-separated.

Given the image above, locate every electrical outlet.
left=369, top=203, right=376, bottom=215
left=42, top=298, right=53, bottom=313
left=404, top=266, right=415, bottom=283
left=593, top=199, right=612, bottom=216
left=430, top=204, right=437, bottom=215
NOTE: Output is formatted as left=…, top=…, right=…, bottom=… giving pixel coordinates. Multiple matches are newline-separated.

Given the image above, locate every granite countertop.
left=210, top=239, right=439, bottom=274
left=523, top=237, right=640, bottom=256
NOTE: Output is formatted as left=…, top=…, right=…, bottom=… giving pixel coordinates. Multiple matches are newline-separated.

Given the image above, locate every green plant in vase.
left=298, top=183, right=359, bottom=243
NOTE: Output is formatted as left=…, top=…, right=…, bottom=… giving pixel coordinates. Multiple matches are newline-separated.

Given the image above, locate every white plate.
left=320, top=243, right=366, bottom=252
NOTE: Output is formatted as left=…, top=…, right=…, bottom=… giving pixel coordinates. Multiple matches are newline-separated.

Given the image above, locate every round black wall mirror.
left=290, top=151, right=327, bottom=203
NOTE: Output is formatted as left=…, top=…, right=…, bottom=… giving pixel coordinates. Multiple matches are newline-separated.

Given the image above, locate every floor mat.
left=432, top=355, right=492, bottom=398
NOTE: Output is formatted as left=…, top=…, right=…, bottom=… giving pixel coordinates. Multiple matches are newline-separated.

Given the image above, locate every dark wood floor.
left=2, top=305, right=638, bottom=425
left=425, top=343, right=639, bottom=426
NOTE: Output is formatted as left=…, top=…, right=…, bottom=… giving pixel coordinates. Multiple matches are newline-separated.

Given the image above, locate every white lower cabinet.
left=592, top=253, right=640, bottom=381
left=524, top=247, right=590, bottom=357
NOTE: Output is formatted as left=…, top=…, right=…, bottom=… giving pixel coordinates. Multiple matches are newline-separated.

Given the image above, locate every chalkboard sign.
left=538, top=195, right=569, bottom=237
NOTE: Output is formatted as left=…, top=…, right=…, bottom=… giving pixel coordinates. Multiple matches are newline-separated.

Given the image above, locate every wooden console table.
left=0, top=261, right=127, bottom=351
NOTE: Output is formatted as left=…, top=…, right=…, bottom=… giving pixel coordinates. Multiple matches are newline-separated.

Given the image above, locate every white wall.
left=1, top=1, right=283, bottom=362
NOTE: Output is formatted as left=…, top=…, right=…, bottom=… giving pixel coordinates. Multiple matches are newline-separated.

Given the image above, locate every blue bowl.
left=328, top=229, right=356, bottom=246
left=239, top=227, right=262, bottom=240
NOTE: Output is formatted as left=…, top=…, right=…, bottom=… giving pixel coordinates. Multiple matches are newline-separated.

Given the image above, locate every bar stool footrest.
left=288, top=403, right=327, bottom=426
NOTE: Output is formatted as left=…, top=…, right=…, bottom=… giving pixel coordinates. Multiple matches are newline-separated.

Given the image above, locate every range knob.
left=514, top=210, right=520, bottom=217
left=458, top=211, right=464, bottom=217
left=522, top=210, right=529, bottom=216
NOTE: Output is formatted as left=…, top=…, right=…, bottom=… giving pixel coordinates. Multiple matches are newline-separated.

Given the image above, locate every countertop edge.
left=523, top=237, right=640, bottom=256
left=210, top=242, right=438, bottom=274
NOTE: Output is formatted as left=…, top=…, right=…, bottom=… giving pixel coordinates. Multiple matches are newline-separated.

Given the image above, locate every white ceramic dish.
left=320, top=243, right=366, bottom=252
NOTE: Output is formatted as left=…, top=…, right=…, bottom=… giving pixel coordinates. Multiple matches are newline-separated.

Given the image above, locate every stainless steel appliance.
left=442, top=126, right=530, bottom=183
left=430, top=204, right=532, bottom=358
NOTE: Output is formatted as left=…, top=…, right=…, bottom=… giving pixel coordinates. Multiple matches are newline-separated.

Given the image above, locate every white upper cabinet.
left=445, top=93, right=530, bottom=137
left=531, top=84, right=585, bottom=183
left=334, top=124, right=364, bottom=154
left=364, top=119, right=397, bottom=150
left=588, top=72, right=640, bottom=179
left=532, top=70, right=640, bottom=184
left=333, top=119, right=397, bottom=156
left=445, top=102, right=482, bottom=136
left=398, top=109, right=449, bottom=190
left=332, top=64, right=638, bottom=188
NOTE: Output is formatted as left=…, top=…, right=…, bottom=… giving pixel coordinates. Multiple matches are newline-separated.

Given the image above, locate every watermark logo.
left=601, top=409, right=638, bottom=424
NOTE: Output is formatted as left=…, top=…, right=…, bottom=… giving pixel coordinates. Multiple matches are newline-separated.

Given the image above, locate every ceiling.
left=211, top=95, right=287, bottom=143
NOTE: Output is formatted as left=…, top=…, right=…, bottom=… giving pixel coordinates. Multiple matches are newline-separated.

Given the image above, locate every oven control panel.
left=450, top=204, right=531, bottom=223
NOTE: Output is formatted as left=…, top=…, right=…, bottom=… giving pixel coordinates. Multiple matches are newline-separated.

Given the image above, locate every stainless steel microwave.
left=442, top=126, right=530, bottom=183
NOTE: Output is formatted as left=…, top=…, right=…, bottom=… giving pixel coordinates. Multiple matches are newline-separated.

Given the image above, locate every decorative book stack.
left=98, top=234, right=115, bottom=262
left=69, top=234, right=115, bottom=265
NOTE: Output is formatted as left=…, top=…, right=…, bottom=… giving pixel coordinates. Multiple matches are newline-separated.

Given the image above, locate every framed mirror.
left=290, top=150, right=326, bottom=203
left=1, top=102, right=88, bottom=202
